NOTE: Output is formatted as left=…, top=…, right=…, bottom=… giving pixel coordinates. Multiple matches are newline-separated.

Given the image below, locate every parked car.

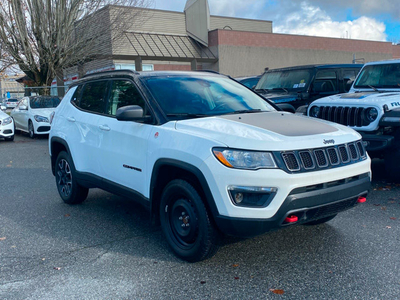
left=49, top=70, right=370, bottom=262
left=3, top=98, right=19, bottom=109
left=307, top=59, right=400, bottom=181
left=235, top=75, right=261, bottom=89
left=0, top=109, right=14, bottom=141
left=254, top=64, right=363, bottom=111
left=11, top=96, right=61, bottom=138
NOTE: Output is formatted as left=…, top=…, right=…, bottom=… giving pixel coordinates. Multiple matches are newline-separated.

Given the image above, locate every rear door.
left=66, top=80, right=110, bottom=175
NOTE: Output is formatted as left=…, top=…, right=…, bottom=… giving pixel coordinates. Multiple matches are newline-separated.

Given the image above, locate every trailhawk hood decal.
left=175, top=112, right=360, bottom=151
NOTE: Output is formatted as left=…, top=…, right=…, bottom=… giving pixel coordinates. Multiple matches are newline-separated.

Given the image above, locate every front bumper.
left=0, top=122, right=14, bottom=138
left=215, top=173, right=370, bottom=237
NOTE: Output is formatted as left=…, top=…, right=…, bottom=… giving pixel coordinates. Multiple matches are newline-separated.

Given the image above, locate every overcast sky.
left=154, top=0, right=400, bottom=43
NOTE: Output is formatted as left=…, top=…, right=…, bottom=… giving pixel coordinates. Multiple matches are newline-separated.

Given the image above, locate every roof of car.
left=265, top=64, right=363, bottom=73
left=362, top=59, right=400, bottom=66
left=78, top=70, right=224, bottom=83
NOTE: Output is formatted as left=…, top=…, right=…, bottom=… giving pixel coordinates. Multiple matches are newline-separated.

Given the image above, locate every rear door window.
left=79, top=81, right=109, bottom=114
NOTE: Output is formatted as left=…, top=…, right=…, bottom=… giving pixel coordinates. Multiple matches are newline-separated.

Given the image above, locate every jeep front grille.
left=310, top=106, right=375, bottom=127
left=280, top=141, right=366, bottom=172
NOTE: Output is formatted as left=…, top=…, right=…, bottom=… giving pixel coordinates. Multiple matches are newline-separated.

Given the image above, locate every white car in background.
left=3, top=98, right=19, bottom=109
left=0, top=109, right=14, bottom=141
left=11, top=96, right=61, bottom=138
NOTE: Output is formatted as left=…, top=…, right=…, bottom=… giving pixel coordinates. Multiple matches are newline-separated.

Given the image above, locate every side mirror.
left=275, top=103, right=295, bottom=113
left=19, top=105, right=28, bottom=110
left=0, top=105, right=6, bottom=111
left=116, top=105, right=151, bottom=122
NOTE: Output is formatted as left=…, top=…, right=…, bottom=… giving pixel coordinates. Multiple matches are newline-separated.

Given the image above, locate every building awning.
left=117, top=31, right=217, bottom=63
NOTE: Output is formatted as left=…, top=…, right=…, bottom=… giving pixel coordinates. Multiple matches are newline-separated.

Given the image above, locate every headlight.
left=2, top=117, right=12, bottom=125
left=309, top=106, right=320, bottom=117
left=213, top=148, right=277, bottom=169
left=365, top=108, right=378, bottom=122
left=34, top=115, right=49, bottom=123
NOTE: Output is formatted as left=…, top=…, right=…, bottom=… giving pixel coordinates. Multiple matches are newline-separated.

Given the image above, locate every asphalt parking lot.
left=0, top=134, right=399, bottom=300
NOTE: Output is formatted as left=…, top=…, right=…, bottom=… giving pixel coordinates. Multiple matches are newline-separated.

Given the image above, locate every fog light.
left=234, top=193, right=244, bottom=204
left=228, top=186, right=277, bottom=207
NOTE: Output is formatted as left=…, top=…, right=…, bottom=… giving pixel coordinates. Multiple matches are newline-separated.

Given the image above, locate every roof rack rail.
left=82, top=69, right=140, bottom=79
left=195, top=70, right=221, bottom=75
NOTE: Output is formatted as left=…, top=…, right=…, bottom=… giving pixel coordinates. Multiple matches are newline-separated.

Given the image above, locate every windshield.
left=256, top=69, right=313, bottom=92
left=30, top=97, right=60, bottom=109
left=354, top=63, right=400, bottom=89
left=142, top=75, right=276, bottom=118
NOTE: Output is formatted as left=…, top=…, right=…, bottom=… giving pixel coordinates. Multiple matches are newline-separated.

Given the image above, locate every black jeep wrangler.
left=254, top=64, right=363, bottom=112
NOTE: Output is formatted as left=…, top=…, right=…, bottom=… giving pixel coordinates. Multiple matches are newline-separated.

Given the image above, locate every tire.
left=303, top=214, right=337, bottom=226
left=28, top=120, right=35, bottom=139
left=160, top=179, right=219, bottom=262
left=384, top=131, right=400, bottom=183
left=5, top=134, right=14, bottom=141
left=55, top=151, right=89, bottom=204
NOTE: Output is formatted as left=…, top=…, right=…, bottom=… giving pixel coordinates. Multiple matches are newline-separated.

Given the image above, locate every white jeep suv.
left=308, top=59, right=400, bottom=181
left=49, top=70, right=371, bottom=262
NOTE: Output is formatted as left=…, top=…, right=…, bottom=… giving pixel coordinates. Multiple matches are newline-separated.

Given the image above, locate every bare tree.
left=0, top=0, right=152, bottom=92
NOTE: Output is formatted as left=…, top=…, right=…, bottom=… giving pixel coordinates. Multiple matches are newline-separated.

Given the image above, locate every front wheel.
left=160, top=179, right=219, bottom=262
left=55, top=151, right=88, bottom=204
left=28, top=120, right=35, bottom=139
left=5, top=135, right=14, bottom=141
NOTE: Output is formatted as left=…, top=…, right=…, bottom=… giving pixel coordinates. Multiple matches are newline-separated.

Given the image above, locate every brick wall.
left=393, top=45, right=400, bottom=59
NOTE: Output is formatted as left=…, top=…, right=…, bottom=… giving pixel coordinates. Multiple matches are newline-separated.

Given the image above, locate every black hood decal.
left=219, top=112, right=338, bottom=137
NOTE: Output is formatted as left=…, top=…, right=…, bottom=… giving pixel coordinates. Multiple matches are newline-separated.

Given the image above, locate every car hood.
left=174, top=112, right=360, bottom=151
left=0, top=109, right=10, bottom=119
left=312, top=91, right=400, bottom=106
left=30, top=108, right=56, bottom=117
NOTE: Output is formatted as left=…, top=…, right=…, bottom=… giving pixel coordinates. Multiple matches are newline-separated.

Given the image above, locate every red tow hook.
left=357, top=196, right=367, bottom=203
left=285, top=215, right=298, bottom=223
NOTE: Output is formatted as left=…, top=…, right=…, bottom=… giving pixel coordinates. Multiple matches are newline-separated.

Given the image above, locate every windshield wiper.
left=223, top=109, right=263, bottom=115
left=368, top=85, right=379, bottom=92
left=271, top=87, right=289, bottom=93
left=254, top=88, right=269, bottom=93
left=166, top=113, right=209, bottom=118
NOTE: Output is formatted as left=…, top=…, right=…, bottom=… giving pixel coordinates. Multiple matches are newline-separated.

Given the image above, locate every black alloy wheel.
left=55, top=151, right=88, bottom=204
left=160, top=179, right=219, bottom=262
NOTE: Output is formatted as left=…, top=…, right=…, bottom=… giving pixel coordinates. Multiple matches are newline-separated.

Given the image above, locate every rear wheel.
left=28, top=120, right=35, bottom=139
left=303, top=214, right=337, bottom=225
left=55, top=151, right=88, bottom=204
left=160, top=179, right=219, bottom=262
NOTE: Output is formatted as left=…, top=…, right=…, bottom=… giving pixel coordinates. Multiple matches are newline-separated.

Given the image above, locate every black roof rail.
left=82, top=69, right=140, bottom=79
left=194, top=69, right=221, bottom=75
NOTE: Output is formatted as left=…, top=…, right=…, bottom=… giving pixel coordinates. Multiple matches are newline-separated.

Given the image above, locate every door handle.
left=99, top=124, right=110, bottom=131
left=67, top=117, right=76, bottom=122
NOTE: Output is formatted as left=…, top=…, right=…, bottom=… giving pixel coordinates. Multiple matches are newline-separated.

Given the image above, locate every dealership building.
left=63, top=0, right=400, bottom=85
